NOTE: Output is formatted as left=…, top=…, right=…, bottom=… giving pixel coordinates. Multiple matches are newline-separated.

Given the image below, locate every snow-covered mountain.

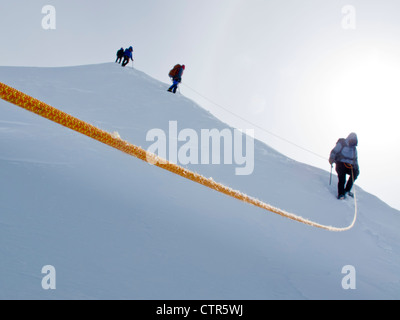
left=0, top=63, right=399, bottom=300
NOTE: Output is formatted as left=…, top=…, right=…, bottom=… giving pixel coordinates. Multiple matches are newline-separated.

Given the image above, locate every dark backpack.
left=169, top=64, right=181, bottom=78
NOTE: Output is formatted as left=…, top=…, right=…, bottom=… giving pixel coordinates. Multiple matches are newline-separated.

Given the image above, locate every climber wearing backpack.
left=122, top=46, right=134, bottom=67
left=115, top=47, right=124, bottom=64
left=167, top=64, right=185, bottom=94
left=329, top=132, right=360, bottom=200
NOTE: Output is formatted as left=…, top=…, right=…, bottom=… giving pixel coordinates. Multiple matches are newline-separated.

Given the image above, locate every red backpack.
left=169, top=64, right=181, bottom=78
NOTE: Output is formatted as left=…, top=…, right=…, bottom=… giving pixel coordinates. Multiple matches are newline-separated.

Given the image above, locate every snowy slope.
left=0, top=63, right=399, bottom=300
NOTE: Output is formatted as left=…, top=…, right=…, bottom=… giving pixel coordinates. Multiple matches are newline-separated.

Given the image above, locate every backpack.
left=334, top=138, right=347, bottom=162
left=169, top=64, right=181, bottom=78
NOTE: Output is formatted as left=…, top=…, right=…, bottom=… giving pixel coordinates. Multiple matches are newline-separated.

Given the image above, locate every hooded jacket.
left=329, top=132, right=359, bottom=168
left=123, top=48, right=133, bottom=60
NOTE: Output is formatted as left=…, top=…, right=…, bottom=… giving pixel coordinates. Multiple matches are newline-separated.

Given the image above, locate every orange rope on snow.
left=0, top=82, right=357, bottom=232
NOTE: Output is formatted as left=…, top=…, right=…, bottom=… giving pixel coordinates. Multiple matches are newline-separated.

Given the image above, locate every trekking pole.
left=329, top=164, right=333, bottom=185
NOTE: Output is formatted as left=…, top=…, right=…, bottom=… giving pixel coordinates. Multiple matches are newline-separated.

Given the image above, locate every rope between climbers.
left=181, top=82, right=327, bottom=161
left=0, top=82, right=357, bottom=232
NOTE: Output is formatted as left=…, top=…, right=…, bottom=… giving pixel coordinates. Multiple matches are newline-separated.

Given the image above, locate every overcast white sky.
left=1, top=0, right=400, bottom=210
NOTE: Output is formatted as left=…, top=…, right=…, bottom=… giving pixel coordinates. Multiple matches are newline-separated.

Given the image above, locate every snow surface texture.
left=0, top=63, right=399, bottom=299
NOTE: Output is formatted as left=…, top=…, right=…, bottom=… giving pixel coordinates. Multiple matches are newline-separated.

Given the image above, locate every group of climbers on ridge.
left=115, top=46, right=134, bottom=67
left=115, top=46, right=185, bottom=94
left=115, top=46, right=359, bottom=201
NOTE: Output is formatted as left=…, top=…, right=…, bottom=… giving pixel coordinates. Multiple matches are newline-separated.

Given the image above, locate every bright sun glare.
left=313, top=46, right=400, bottom=147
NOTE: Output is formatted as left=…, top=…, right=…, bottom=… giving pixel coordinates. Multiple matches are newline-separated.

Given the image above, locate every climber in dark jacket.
left=115, top=48, right=124, bottom=64
left=329, top=132, right=360, bottom=199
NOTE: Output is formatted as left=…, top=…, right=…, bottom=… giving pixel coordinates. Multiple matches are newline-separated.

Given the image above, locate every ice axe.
left=329, top=164, right=333, bottom=185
